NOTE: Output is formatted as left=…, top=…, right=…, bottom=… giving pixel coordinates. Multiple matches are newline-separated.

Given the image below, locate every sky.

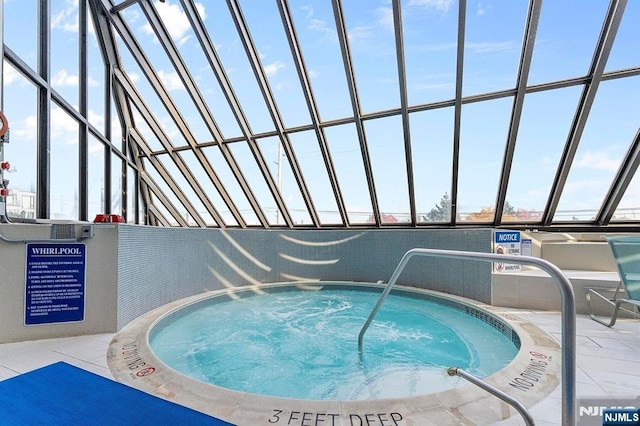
left=1, top=0, right=639, bottom=225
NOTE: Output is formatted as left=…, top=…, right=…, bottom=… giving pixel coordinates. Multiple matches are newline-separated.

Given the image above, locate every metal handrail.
left=447, top=367, right=535, bottom=426
left=357, top=248, right=576, bottom=426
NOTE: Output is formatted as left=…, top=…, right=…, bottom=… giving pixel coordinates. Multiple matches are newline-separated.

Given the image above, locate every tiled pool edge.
left=107, top=282, right=561, bottom=425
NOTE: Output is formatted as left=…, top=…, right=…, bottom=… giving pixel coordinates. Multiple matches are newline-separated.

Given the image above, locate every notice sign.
left=493, top=231, right=522, bottom=273
left=25, top=243, right=86, bottom=325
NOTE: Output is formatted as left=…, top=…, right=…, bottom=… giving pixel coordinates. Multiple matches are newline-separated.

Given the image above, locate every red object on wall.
left=0, top=188, right=9, bottom=196
left=0, top=161, right=10, bottom=170
left=93, top=214, right=125, bottom=223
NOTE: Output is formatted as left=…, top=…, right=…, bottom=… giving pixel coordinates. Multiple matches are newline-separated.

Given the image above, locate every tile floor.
left=0, top=310, right=637, bottom=426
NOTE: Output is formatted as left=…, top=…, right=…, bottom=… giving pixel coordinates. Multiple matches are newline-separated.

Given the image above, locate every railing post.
left=358, top=248, right=576, bottom=425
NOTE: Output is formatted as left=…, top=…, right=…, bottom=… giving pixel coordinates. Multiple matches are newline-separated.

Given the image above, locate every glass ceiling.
left=1, top=0, right=639, bottom=230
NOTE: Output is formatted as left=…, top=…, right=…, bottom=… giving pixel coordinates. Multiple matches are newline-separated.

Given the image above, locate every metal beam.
left=130, top=128, right=207, bottom=227
left=597, top=127, right=640, bottom=225
left=331, top=0, right=381, bottom=225
left=79, top=0, right=89, bottom=221
left=227, top=0, right=319, bottom=226
left=110, top=0, right=140, bottom=14
left=276, top=0, right=349, bottom=226
left=181, top=0, right=293, bottom=227
left=392, top=0, right=416, bottom=226
left=138, top=168, right=190, bottom=227
left=542, top=0, right=628, bottom=225
left=115, top=70, right=226, bottom=227
left=450, top=0, right=466, bottom=224
left=37, top=0, right=51, bottom=219
left=139, top=0, right=269, bottom=227
left=89, top=0, right=150, bottom=220
left=494, top=0, right=542, bottom=224
left=107, top=5, right=246, bottom=226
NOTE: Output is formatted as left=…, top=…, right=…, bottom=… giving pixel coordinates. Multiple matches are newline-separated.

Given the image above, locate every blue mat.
left=0, top=362, right=234, bottom=425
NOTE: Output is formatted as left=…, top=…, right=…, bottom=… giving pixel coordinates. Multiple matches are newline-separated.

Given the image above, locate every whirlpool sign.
left=24, top=243, right=86, bottom=325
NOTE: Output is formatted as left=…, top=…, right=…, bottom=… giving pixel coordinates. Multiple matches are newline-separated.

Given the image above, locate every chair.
left=585, top=235, right=640, bottom=327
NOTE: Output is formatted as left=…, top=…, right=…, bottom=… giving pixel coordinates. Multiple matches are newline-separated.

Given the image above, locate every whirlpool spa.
left=107, top=282, right=561, bottom=425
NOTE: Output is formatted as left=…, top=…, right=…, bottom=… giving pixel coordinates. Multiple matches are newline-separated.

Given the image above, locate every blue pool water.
left=150, top=287, right=519, bottom=400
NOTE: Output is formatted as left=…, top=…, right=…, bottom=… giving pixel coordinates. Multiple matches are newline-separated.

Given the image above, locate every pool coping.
left=107, top=282, right=561, bottom=425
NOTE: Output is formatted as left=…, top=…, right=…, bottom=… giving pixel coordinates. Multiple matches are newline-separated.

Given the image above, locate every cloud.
left=476, top=2, right=491, bottom=16
left=3, top=63, right=22, bottom=85
left=264, top=61, right=285, bottom=77
left=50, top=105, right=81, bottom=145
left=574, top=149, right=621, bottom=172
left=413, top=82, right=455, bottom=91
left=308, top=18, right=335, bottom=39
left=157, top=70, right=185, bottom=91
left=407, top=0, right=454, bottom=12
left=52, top=69, right=79, bottom=87
left=88, top=76, right=100, bottom=88
left=143, top=1, right=206, bottom=45
left=348, top=26, right=375, bottom=41
left=51, top=0, right=79, bottom=33
left=466, top=41, right=515, bottom=54
left=88, top=136, right=105, bottom=154
left=420, top=42, right=457, bottom=52
left=301, top=5, right=314, bottom=19
left=376, top=7, right=395, bottom=32
left=88, top=109, right=105, bottom=132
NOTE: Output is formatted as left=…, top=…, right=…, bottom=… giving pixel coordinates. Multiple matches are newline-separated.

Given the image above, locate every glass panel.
left=142, top=158, right=181, bottom=226
left=463, top=0, right=528, bottom=95
left=529, top=1, right=609, bottom=84
left=50, top=103, right=79, bottom=220
left=139, top=191, right=147, bottom=225
left=111, top=153, right=123, bottom=216
left=613, top=167, right=640, bottom=222
left=127, top=164, right=136, bottom=223
left=502, top=86, right=583, bottom=222
left=202, top=146, right=260, bottom=225
left=324, top=124, right=372, bottom=224
left=87, top=5, right=106, bottom=135
left=179, top=150, right=233, bottom=226
left=341, top=0, right=400, bottom=114
left=364, top=116, right=409, bottom=224
left=288, top=0, right=352, bottom=121
left=410, top=108, right=454, bottom=223
left=239, top=0, right=311, bottom=129
left=151, top=1, right=242, bottom=140
left=121, top=3, right=211, bottom=143
left=3, top=61, right=38, bottom=219
left=605, top=0, right=640, bottom=72
left=403, top=0, right=458, bottom=105
left=258, top=137, right=312, bottom=225
left=144, top=156, right=194, bottom=226
left=289, top=131, right=341, bottom=224
left=155, top=153, right=215, bottom=226
left=228, top=142, right=283, bottom=226
left=131, top=106, right=165, bottom=152
left=113, top=30, right=188, bottom=147
left=3, top=1, right=38, bottom=71
left=87, top=133, right=106, bottom=220
left=200, top=2, right=274, bottom=134
left=555, top=76, right=640, bottom=221
left=51, top=0, right=80, bottom=108
left=458, top=96, right=513, bottom=221
left=146, top=195, right=171, bottom=225
left=147, top=1, right=218, bottom=143
left=111, top=93, right=123, bottom=149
